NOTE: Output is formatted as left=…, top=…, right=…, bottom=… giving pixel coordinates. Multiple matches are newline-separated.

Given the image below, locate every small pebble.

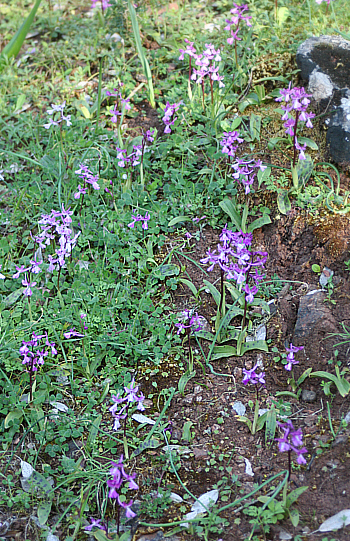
left=301, top=389, right=317, bottom=402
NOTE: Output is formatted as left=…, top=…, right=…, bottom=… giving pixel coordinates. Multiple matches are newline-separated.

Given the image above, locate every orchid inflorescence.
left=106, top=86, right=131, bottom=126
left=44, top=102, right=72, bottom=130
left=109, top=379, right=145, bottom=431
left=225, top=3, right=252, bottom=66
left=128, top=211, right=150, bottom=230
left=201, top=226, right=267, bottom=306
left=115, top=130, right=155, bottom=171
left=107, top=455, right=138, bottom=519
left=162, top=101, right=182, bottom=134
left=20, top=332, right=57, bottom=373
left=179, top=41, right=224, bottom=105
left=232, top=158, right=267, bottom=195
left=74, top=164, right=100, bottom=200
left=242, top=363, right=266, bottom=386
left=220, top=130, right=244, bottom=160
left=91, top=0, right=111, bottom=11
left=175, top=310, right=203, bottom=335
left=275, top=83, right=315, bottom=166
left=284, top=343, right=304, bottom=371
left=275, top=420, right=307, bottom=466
left=12, top=206, right=80, bottom=299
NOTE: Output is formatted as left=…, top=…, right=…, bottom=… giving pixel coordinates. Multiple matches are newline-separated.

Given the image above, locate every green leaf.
left=194, top=330, right=215, bottom=341
left=237, top=416, right=252, bottom=431
left=298, top=136, right=318, bottom=150
left=247, top=214, right=272, bottom=233
left=0, top=0, right=43, bottom=70
left=240, top=340, right=269, bottom=355
left=297, top=367, right=312, bottom=387
left=28, top=471, right=54, bottom=496
left=267, top=137, right=285, bottom=150
left=92, top=530, right=113, bottom=541
left=289, top=508, right=300, bottom=528
left=182, top=421, right=193, bottom=442
left=277, top=190, right=292, bottom=215
left=4, top=410, right=23, bottom=429
left=212, top=345, right=237, bottom=360
left=296, top=154, right=314, bottom=188
left=86, top=414, right=102, bottom=452
left=37, top=500, right=52, bottom=525
left=219, top=199, right=242, bottom=230
left=127, top=0, right=155, bottom=108
left=168, top=216, right=191, bottom=227
left=249, top=113, right=261, bottom=142
left=153, top=264, right=179, bottom=279
left=257, top=167, right=271, bottom=187
left=265, top=407, right=277, bottom=445
left=312, top=264, right=321, bottom=273
left=178, top=371, right=196, bottom=395
left=3, top=288, right=23, bottom=307
left=132, top=438, right=162, bottom=457
left=286, top=486, right=308, bottom=508
left=179, top=278, right=198, bottom=297
left=256, top=412, right=267, bottom=432
left=203, top=279, right=221, bottom=306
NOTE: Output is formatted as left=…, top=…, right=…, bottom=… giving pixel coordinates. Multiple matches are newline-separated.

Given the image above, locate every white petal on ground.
left=243, top=457, right=254, bottom=476
left=131, top=413, right=156, bottom=425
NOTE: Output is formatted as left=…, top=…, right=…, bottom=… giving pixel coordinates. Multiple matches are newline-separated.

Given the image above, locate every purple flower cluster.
left=128, top=211, right=150, bottom=230
left=33, top=206, right=80, bottom=273
left=275, top=83, right=315, bottom=164
left=162, top=101, right=182, bottom=134
left=91, top=0, right=111, bottom=11
left=109, top=379, right=145, bottom=431
left=285, top=343, right=304, bottom=371
left=44, top=102, right=72, bottom=130
left=116, top=145, right=143, bottom=168
left=20, top=332, right=57, bottom=372
left=201, top=227, right=267, bottom=305
left=106, top=87, right=131, bottom=124
left=275, top=420, right=307, bottom=465
left=179, top=41, right=225, bottom=89
left=225, top=3, right=252, bottom=46
left=231, top=158, right=267, bottom=195
left=242, top=363, right=265, bottom=386
left=107, top=455, right=138, bottom=518
left=74, top=164, right=100, bottom=199
left=175, top=310, right=203, bottom=335
left=63, top=328, right=85, bottom=339
left=220, top=130, right=244, bottom=159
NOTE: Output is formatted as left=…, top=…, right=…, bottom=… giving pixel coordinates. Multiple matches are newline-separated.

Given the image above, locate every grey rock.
left=232, top=401, right=246, bottom=416
left=331, top=434, right=348, bottom=447
left=296, top=35, right=350, bottom=165
left=344, top=410, right=350, bottom=424
left=309, top=70, right=333, bottom=101
left=293, top=290, right=337, bottom=342
left=301, top=389, right=317, bottom=403
left=319, top=267, right=334, bottom=288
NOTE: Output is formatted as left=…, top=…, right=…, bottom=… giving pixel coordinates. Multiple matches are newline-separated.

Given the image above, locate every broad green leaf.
left=247, top=214, right=271, bottom=233
left=256, top=412, right=267, bottom=431
left=297, top=367, right=312, bottom=386
left=257, top=167, right=271, bottom=187
left=0, top=0, right=43, bottom=70
left=265, top=407, right=277, bottom=445
left=4, top=410, right=23, bottom=429
left=289, top=508, right=300, bottom=528
left=86, top=414, right=102, bottom=452
left=3, top=288, right=23, bottom=307
left=179, top=278, right=198, bottom=297
left=212, top=345, right=237, bottom=360
left=28, top=471, right=54, bottom=496
left=219, top=199, right=242, bottom=230
left=182, top=421, right=193, bottom=442
left=168, top=216, right=191, bottom=227
left=297, top=154, right=314, bottom=188
left=277, top=190, right=291, bottom=215
left=203, top=279, right=221, bottom=306
left=153, top=263, right=179, bottom=279
left=132, top=438, right=162, bottom=457
left=195, top=330, right=215, bottom=341
left=92, top=530, right=113, bottom=541
left=127, top=0, right=155, bottom=108
left=37, top=500, right=52, bottom=525
left=277, top=6, right=290, bottom=25
left=286, top=486, right=308, bottom=507
left=298, top=136, right=318, bottom=150
left=249, top=113, right=261, bottom=142
left=240, top=340, right=269, bottom=355
left=178, top=371, right=196, bottom=395
left=237, top=416, right=252, bottom=431
left=267, top=137, right=285, bottom=150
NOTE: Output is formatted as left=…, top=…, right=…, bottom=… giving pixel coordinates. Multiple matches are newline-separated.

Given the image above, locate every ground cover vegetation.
left=1, top=0, right=350, bottom=540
